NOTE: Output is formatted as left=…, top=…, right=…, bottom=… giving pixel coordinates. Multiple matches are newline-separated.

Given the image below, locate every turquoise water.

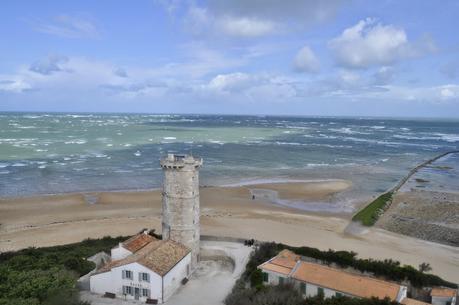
left=1, top=113, right=458, bottom=212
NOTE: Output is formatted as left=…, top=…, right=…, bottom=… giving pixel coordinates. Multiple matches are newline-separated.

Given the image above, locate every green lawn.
left=352, top=192, right=393, bottom=226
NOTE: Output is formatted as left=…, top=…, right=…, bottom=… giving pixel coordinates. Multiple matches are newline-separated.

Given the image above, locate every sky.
left=1, top=0, right=459, bottom=117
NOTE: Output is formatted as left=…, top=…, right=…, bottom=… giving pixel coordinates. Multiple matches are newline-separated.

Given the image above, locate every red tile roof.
left=98, top=237, right=190, bottom=276
left=431, top=288, right=457, bottom=298
left=121, top=233, right=155, bottom=253
left=291, top=261, right=402, bottom=301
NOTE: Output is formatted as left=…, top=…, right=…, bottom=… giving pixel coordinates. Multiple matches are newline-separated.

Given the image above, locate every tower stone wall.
left=160, top=154, right=202, bottom=269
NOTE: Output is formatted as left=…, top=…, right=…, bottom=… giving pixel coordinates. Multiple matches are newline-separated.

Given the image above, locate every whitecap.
left=134, top=151, right=141, bottom=157
left=0, top=170, right=10, bottom=174
left=209, top=140, right=224, bottom=144
left=0, top=163, right=9, bottom=168
left=306, top=163, right=331, bottom=167
left=64, top=139, right=87, bottom=145
left=163, top=137, right=177, bottom=140
left=435, top=133, right=459, bottom=142
left=38, top=165, right=46, bottom=169
left=12, top=163, right=27, bottom=167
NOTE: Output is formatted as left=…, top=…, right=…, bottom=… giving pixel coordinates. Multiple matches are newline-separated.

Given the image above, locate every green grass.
left=352, top=192, right=393, bottom=226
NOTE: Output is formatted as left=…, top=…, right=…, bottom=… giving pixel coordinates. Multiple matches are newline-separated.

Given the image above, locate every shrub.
left=0, top=235, right=128, bottom=305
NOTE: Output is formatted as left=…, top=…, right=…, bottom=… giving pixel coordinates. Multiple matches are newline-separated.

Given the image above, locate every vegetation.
left=241, top=242, right=457, bottom=289
left=352, top=191, right=393, bottom=226
left=418, top=262, right=432, bottom=273
left=0, top=235, right=127, bottom=305
left=225, top=283, right=400, bottom=305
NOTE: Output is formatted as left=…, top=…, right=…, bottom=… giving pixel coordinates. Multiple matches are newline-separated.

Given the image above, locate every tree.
left=418, top=262, right=432, bottom=273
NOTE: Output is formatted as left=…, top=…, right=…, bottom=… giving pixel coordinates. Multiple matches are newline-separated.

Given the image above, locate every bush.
left=0, top=235, right=128, bottom=305
left=225, top=284, right=401, bottom=305
left=225, top=284, right=304, bottom=305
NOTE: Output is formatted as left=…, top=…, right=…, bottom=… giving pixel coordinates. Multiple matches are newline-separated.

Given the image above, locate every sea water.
left=0, top=113, right=458, bottom=212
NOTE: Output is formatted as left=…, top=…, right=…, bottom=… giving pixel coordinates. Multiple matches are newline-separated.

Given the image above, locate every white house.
left=90, top=233, right=191, bottom=303
left=431, top=288, right=457, bottom=305
left=258, top=249, right=407, bottom=302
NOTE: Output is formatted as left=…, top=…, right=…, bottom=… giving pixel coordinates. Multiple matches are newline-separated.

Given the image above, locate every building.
left=259, top=250, right=407, bottom=302
left=90, top=153, right=203, bottom=303
left=431, top=288, right=457, bottom=305
left=160, top=154, right=203, bottom=269
left=90, top=232, right=191, bottom=303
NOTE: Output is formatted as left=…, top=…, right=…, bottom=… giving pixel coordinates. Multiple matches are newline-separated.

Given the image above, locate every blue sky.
left=1, top=0, right=459, bottom=117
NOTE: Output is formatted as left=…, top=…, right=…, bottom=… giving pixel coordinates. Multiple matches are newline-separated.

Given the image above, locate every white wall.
left=261, top=270, right=288, bottom=285
left=396, top=286, right=408, bottom=302
left=111, top=244, right=132, bottom=260
left=432, top=296, right=456, bottom=305
left=163, top=253, right=192, bottom=302
left=90, top=271, right=113, bottom=295
left=111, top=263, right=162, bottom=302
left=90, top=262, right=162, bottom=303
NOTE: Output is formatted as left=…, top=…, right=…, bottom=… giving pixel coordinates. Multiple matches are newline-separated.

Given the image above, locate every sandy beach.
left=1, top=180, right=458, bottom=283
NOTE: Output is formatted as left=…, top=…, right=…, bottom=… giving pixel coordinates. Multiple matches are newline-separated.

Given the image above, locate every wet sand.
left=0, top=180, right=458, bottom=283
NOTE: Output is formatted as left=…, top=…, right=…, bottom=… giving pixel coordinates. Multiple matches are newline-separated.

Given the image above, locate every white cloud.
left=207, top=0, right=343, bottom=25
left=208, top=72, right=255, bottom=92
left=205, top=72, right=297, bottom=102
left=217, top=17, right=277, bottom=37
left=33, top=14, right=99, bottom=39
left=329, top=18, right=416, bottom=68
left=293, top=46, right=320, bottom=73
left=29, top=55, right=69, bottom=75
left=177, top=0, right=343, bottom=38
left=0, top=78, right=32, bottom=93
left=373, top=66, right=394, bottom=85
left=439, top=85, right=458, bottom=100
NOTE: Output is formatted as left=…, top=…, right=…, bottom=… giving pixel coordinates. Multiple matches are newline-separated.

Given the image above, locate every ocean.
left=1, top=113, right=458, bottom=212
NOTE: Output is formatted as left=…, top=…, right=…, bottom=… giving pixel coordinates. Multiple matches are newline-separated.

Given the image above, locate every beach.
left=1, top=180, right=458, bottom=283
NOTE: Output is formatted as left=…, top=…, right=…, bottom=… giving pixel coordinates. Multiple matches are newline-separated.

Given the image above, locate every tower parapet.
left=160, top=154, right=202, bottom=270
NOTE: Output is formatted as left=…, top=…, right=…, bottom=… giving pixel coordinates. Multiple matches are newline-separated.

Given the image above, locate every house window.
left=123, top=286, right=133, bottom=295
left=336, top=292, right=343, bottom=297
left=262, top=272, right=269, bottom=282
left=317, top=287, right=324, bottom=297
left=279, top=277, right=284, bottom=285
left=142, top=288, right=151, bottom=298
left=139, top=272, right=150, bottom=282
left=300, top=282, right=306, bottom=293
left=122, top=270, right=133, bottom=280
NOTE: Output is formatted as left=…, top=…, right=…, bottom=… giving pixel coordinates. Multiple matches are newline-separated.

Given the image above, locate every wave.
left=64, top=139, right=87, bottom=145
left=435, top=133, right=459, bottom=143
left=329, top=127, right=371, bottom=135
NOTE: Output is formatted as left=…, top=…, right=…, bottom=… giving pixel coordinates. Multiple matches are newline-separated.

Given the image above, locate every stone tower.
left=160, top=154, right=202, bottom=269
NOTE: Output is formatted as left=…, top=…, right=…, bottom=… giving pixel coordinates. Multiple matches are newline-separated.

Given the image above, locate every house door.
left=134, top=288, right=140, bottom=300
